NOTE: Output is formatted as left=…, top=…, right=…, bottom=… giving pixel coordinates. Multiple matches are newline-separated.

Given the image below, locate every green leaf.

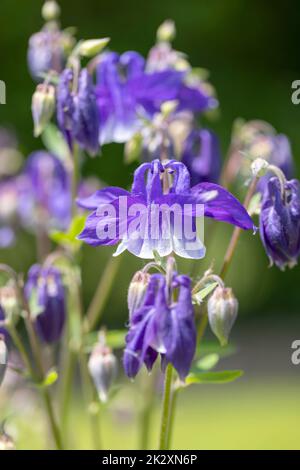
left=193, top=282, right=218, bottom=305
left=42, top=124, right=69, bottom=161
left=195, top=353, right=219, bottom=371
left=50, top=215, right=86, bottom=251
left=197, top=341, right=237, bottom=359
left=186, top=369, right=244, bottom=385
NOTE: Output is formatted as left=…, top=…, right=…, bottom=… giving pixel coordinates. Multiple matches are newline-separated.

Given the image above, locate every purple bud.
left=0, top=335, right=8, bottom=386
left=208, top=286, right=238, bottom=346
left=260, top=177, right=300, bottom=270
left=88, top=341, right=118, bottom=402
left=182, top=129, right=221, bottom=185
left=25, top=265, right=66, bottom=344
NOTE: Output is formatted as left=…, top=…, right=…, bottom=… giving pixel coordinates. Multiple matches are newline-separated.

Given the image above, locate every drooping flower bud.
left=0, top=335, right=8, bottom=386
left=32, top=84, right=56, bottom=137
left=127, top=271, right=150, bottom=317
left=88, top=334, right=118, bottom=403
left=260, top=177, right=300, bottom=270
left=25, top=265, right=66, bottom=344
left=42, top=1, right=61, bottom=21
left=207, top=286, right=238, bottom=346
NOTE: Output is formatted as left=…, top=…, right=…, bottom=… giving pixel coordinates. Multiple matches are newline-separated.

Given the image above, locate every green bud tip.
left=157, top=19, right=176, bottom=43
left=42, top=1, right=61, bottom=22
left=79, top=38, right=110, bottom=58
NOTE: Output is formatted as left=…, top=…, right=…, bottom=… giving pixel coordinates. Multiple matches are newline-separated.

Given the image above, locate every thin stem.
left=166, top=387, right=178, bottom=449
left=84, top=256, right=122, bottom=333
left=159, top=363, right=173, bottom=450
left=219, top=176, right=258, bottom=280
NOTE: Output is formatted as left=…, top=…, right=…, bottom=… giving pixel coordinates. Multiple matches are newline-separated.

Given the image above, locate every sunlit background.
left=0, top=0, right=300, bottom=450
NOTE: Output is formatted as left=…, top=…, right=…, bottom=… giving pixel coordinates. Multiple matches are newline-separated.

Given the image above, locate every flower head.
left=96, top=51, right=215, bottom=145
left=259, top=177, right=300, bottom=270
left=124, top=272, right=196, bottom=380
left=25, top=265, right=66, bottom=344
left=57, top=68, right=100, bottom=155
left=18, top=151, right=72, bottom=233
left=78, top=159, right=254, bottom=260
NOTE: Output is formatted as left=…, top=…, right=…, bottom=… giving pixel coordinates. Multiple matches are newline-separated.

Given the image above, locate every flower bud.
left=0, top=283, right=19, bottom=325
left=32, top=84, right=56, bottom=137
left=79, top=38, right=110, bottom=58
left=157, top=20, right=176, bottom=43
left=251, top=158, right=269, bottom=178
left=0, top=429, right=15, bottom=450
left=0, top=335, right=8, bottom=387
left=207, top=286, right=238, bottom=346
left=42, top=1, right=61, bottom=21
left=88, top=340, right=118, bottom=403
left=127, top=271, right=150, bottom=317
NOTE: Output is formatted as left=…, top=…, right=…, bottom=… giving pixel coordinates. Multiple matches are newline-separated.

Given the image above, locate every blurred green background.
left=1, top=0, right=300, bottom=450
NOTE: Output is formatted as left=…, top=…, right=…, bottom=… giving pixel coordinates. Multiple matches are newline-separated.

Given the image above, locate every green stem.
left=159, top=364, right=173, bottom=450
left=166, top=387, right=178, bottom=449
left=84, top=255, right=122, bottom=333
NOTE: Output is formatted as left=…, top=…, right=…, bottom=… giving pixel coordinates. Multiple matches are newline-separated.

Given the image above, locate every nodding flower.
left=25, top=265, right=66, bottom=344
left=124, top=271, right=196, bottom=381
left=259, top=177, right=300, bottom=270
left=57, top=68, right=100, bottom=155
left=77, top=159, right=254, bottom=260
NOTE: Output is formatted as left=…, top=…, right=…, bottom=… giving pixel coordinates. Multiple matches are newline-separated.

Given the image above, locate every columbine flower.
left=95, top=51, right=215, bottom=145
left=182, top=129, right=221, bottom=185
left=27, top=25, right=74, bottom=81
left=124, top=272, right=196, bottom=380
left=25, top=265, right=66, bottom=344
left=57, top=68, right=100, bottom=155
left=259, top=177, right=300, bottom=270
left=18, top=151, right=72, bottom=233
left=226, top=120, right=294, bottom=189
left=77, top=159, right=254, bottom=260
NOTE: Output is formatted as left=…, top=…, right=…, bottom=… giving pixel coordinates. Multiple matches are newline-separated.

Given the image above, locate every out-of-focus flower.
left=18, top=151, right=72, bottom=233
left=0, top=128, right=23, bottom=179
left=0, top=308, right=7, bottom=342
left=0, top=178, right=20, bottom=248
left=182, top=129, right=222, bottom=185
left=225, top=120, right=294, bottom=190
left=259, top=177, right=300, bottom=270
left=0, top=427, right=15, bottom=450
left=25, top=265, right=66, bottom=344
left=0, top=283, right=19, bottom=329
left=32, top=83, right=56, bottom=137
left=78, top=160, right=254, bottom=260
left=88, top=333, right=118, bottom=402
left=57, top=68, right=100, bottom=155
left=28, top=24, right=74, bottom=81
left=96, top=51, right=215, bottom=145
left=207, top=286, right=238, bottom=346
left=124, top=272, right=196, bottom=380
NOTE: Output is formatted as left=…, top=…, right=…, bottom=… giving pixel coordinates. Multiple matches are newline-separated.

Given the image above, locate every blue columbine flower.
left=259, top=177, right=300, bottom=270
left=95, top=51, right=216, bottom=145
left=25, top=265, right=66, bottom=344
left=182, top=128, right=222, bottom=185
left=57, top=68, right=100, bottom=155
left=124, top=272, right=196, bottom=380
left=18, top=151, right=72, bottom=233
left=28, top=25, right=74, bottom=81
left=77, top=159, right=254, bottom=260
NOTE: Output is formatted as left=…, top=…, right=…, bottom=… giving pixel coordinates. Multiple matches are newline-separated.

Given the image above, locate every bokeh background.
left=1, top=0, right=300, bottom=449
